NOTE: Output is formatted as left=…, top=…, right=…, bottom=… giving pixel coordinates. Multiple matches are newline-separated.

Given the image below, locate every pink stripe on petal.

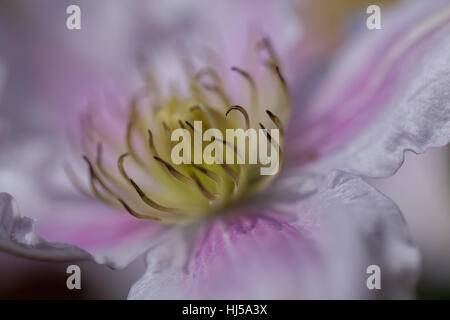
left=287, top=2, right=450, bottom=169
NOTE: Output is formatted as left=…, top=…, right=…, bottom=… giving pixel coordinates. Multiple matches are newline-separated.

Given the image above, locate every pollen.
left=66, top=38, right=290, bottom=223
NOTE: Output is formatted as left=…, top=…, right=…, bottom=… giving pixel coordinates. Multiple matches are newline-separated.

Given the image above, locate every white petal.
left=0, top=192, right=90, bottom=261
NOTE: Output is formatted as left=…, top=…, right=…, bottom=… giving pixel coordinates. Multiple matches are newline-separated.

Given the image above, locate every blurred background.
left=0, top=0, right=449, bottom=299
left=370, top=147, right=450, bottom=299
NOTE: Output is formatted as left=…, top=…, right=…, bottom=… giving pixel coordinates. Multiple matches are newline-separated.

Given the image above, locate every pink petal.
left=287, top=0, right=450, bottom=178
left=128, top=171, right=419, bottom=299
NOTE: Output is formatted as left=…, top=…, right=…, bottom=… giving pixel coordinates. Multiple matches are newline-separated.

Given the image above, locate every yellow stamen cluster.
left=67, top=39, right=290, bottom=223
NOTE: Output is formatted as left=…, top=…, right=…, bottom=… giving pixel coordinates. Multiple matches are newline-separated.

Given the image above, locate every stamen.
left=185, top=120, right=204, bottom=140
left=256, top=37, right=279, bottom=67
left=83, top=156, right=118, bottom=206
left=118, top=154, right=180, bottom=213
left=189, top=105, right=214, bottom=128
left=225, top=105, right=250, bottom=130
left=185, top=120, right=195, bottom=132
left=147, top=129, right=158, bottom=156
left=231, top=66, right=258, bottom=114
left=178, top=120, right=186, bottom=129
left=117, top=198, right=162, bottom=221
left=162, top=121, right=170, bottom=134
left=230, top=66, right=255, bottom=88
left=128, top=179, right=179, bottom=213
left=78, top=115, right=95, bottom=159
left=80, top=113, right=94, bottom=142
left=190, top=173, right=217, bottom=201
left=117, top=153, right=131, bottom=182
left=274, top=65, right=288, bottom=92
left=191, top=164, right=222, bottom=186
left=220, top=163, right=239, bottom=194
left=96, top=142, right=123, bottom=187
left=259, top=123, right=283, bottom=175
left=256, top=38, right=289, bottom=120
left=265, top=110, right=284, bottom=137
left=135, top=54, right=161, bottom=105
left=83, top=156, right=115, bottom=196
left=126, top=121, right=145, bottom=167
left=195, top=67, right=221, bottom=85
left=259, top=123, right=272, bottom=143
left=256, top=38, right=288, bottom=93
left=213, top=136, right=244, bottom=163
left=201, top=85, right=230, bottom=107
left=72, top=38, right=289, bottom=221
left=195, top=68, right=230, bottom=106
left=96, top=142, right=103, bottom=166
left=153, top=156, right=192, bottom=185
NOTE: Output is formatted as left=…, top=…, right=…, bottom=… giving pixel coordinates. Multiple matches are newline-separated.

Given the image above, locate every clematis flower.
left=1, top=0, right=450, bottom=299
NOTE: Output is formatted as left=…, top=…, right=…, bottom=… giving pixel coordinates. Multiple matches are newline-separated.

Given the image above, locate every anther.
left=118, top=154, right=180, bottom=213
left=259, top=123, right=283, bottom=175
left=96, top=142, right=121, bottom=186
left=266, top=110, right=284, bottom=137
left=185, top=120, right=195, bottom=132
left=225, top=105, right=250, bottom=130
left=83, top=156, right=115, bottom=197
left=83, top=156, right=118, bottom=206
left=189, top=105, right=201, bottom=112
left=96, top=142, right=103, bottom=166
left=153, top=156, right=192, bottom=185
left=259, top=123, right=272, bottom=143
left=128, top=179, right=179, bottom=213
left=117, top=153, right=130, bottom=182
left=220, top=164, right=239, bottom=194
left=231, top=66, right=255, bottom=88
left=191, top=173, right=217, bottom=202
left=126, top=121, right=145, bottom=167
left=275, top=66, right=287, bottom=91
left=162, top=121, right=170, bottom=134
left=231, top=66, right=259, bottom=113
left=178, top=120, right=186, bottom=129
left=256, top=37, right=279, bottom=67
left=195, top=68, right=230, bottom=106
left=117, top=198, right=162, bottom=221
left=191, top=164, right=222, bottom=186
left=147, top=129, right=158, bottom=156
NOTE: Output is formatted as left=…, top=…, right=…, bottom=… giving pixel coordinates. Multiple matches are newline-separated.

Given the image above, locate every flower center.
left=67, top=39, right=290, bottom=223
